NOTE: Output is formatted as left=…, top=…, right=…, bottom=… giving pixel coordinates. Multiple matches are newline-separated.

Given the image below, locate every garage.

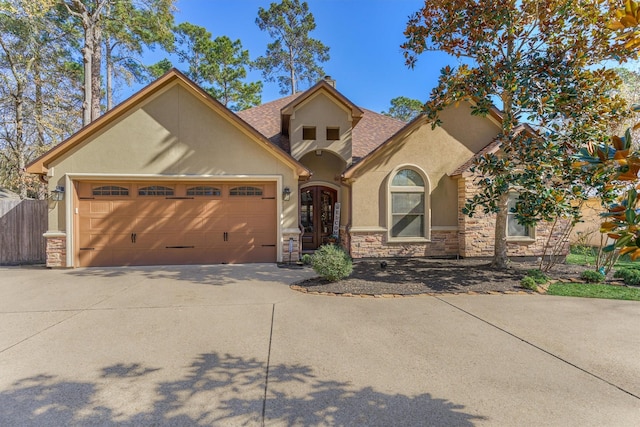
left=75, top=181, right=277, bottom=267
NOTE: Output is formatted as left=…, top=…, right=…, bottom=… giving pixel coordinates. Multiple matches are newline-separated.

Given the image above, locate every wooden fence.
left=0, top=199, right=47, bottom=265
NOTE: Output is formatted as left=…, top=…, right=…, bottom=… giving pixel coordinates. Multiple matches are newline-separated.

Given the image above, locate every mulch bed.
left=291, top=257, right=594, bottom=297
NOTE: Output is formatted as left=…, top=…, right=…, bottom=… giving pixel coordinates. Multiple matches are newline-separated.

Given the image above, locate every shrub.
left=301, top=254, right=312, bottom=266
left=520, top=276, right=539, bottom=291
left=311, top=244, right=353, bottom=282
left=580, top=270, right=605, bottom=283
left=614, top=268, right=640, bottom=286
left=526, top=269, right=549, bottom=284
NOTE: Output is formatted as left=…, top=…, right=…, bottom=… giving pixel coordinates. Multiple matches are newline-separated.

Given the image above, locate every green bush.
left=580, top=270, right=605, bottom=283
left=301, top=254, right=312, bottom=265
left=614, top=268, right=640, bottom=286
left=526, top=269, right=549, bottom=284
left=311, top=244, right=353, bottom=282
left=520, top=276, right=539, bottom=291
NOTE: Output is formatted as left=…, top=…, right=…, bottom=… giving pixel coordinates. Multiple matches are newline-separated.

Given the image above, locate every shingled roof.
left=237, top=91, right=406, bottom=159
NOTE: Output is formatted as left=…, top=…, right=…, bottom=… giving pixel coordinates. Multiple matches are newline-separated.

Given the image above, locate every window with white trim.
left=138, top=185, right=174, bottom=196
left=507, top=193, right=532, bottom=238
left=186, top=186, right=221, bottom=196
left=92, top=185, right=129, bottom=196
left=390, top=168, right=427, bottom=238
left=229, top=186, right=263, bottom=196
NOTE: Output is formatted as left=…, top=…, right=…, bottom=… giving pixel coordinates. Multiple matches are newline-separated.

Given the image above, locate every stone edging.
left=289, top=284, right=535, bottom=298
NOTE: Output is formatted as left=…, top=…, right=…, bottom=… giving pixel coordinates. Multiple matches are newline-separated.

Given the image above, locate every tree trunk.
left=81, top=29, right=93, bottom=126
left=33, top=62, right=45, bottom=148
left=91, top=24, right=102, bottom=121
left=492, top=192, right=510, bottom=268
left=105, top=37, right=113, bottom=110
left=289, top=47, right=296, bottom=94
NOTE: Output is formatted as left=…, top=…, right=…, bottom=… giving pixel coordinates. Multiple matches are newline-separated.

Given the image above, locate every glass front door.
left=300, top=186, right=337, bottom=251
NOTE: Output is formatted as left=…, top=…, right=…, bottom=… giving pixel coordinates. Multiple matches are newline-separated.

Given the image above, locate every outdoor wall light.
left=283, top=187, right=291, bottom=201
left=51, top=186, right=65, bottom=202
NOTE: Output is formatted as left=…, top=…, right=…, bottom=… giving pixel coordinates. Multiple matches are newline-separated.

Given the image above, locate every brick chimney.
left=323, top=75, right=336, bottom=88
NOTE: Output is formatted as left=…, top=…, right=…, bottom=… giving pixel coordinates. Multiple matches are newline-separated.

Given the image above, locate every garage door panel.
left=78, top=232, right=110, bottom=249
left=77, top=181, right=278, bottom=267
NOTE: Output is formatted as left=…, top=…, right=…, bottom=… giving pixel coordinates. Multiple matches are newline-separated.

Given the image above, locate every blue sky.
left=137, top=0, right=455, bottom=113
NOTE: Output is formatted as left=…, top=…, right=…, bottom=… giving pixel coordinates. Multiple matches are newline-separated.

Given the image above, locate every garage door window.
left=138, top=185, right=174, bottom=196
left=92, top=185, right=129, bottom=196
left=230, top=186, right=263, bottom=196
left=186, top=186, right=221, bottom=196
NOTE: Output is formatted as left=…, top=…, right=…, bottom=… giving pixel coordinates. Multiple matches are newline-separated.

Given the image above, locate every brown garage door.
left=75, top=181, right=277, bottom=267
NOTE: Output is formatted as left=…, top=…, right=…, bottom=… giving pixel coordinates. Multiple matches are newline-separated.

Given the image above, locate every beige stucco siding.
left=48, top=83, right=299, bottom=232
left=289, top=92, right=353, bottom=162
left=350, top=102, right=500, bottom=229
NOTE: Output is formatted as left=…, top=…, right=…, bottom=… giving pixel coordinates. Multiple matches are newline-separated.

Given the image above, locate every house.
left=26, top=70, right=567, bottom=267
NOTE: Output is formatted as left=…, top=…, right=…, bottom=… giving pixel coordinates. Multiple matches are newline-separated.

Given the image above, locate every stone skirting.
left=457, top=174, right=570, bottom=258
left=349, top=230, right=459, bottom=258
left=45, top=236, right=66, bottom=268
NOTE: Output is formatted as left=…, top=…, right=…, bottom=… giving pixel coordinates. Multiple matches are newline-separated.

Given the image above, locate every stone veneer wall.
left=281, top=231, right=301, bottom=262
left=349, top=230, right=459, bottom=258
left=457, top=174, right=570, bottom=258
left=46, top=237, right=66, bottom=268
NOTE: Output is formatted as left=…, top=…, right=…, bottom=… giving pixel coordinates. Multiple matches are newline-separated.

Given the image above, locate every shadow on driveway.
left=63, top=263, right=311, bottom=287
left=0, top=352, right=483, bottom=426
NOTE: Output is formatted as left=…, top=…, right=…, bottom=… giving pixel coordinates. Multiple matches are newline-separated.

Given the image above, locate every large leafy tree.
left=172, top=22, right=262, bottom=111
left=382, top=96, right=423, bottom=122
left=102, top=0, right=175, bottom=110
left=60, top=0, right=176, bottom=124
left=574, top=0, right=640, bottom=260
left=0, top=0, right=81, bottom=198
left=255, top=0, right=329, bottom=95
left=403, top=0, right=631, bottom=268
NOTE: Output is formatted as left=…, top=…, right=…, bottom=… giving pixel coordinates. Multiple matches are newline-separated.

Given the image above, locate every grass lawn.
left=547, top=246, right=640, bottom=300
left=547, top=282, right=640, bottom=301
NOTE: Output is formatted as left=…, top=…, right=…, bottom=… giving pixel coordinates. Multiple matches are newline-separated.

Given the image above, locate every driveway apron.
left=0, top=265, right=638, bottom=426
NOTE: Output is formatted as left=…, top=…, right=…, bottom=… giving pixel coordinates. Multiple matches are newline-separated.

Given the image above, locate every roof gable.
left=27, top=69, right=310, bottom=178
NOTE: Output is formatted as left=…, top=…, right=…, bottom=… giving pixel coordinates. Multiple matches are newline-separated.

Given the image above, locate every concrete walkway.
left=0, top=264, right=638, bottom=426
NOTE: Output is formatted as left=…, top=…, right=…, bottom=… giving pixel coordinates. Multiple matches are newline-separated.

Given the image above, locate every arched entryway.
left=300, top=186, right=337, bottom=252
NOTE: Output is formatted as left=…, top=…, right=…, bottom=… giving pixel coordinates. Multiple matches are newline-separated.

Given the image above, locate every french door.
left=300, top=186, right=337, bottom=252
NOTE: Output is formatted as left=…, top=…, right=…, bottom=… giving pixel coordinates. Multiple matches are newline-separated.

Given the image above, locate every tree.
left=60, top=0, right=176, bottom=124
left=402, top=0, right=632, bottom=268
left=0, top=0, right=82, bottom=198
left=382, top=96, right=423, bottom=122
left=255, top=0, right=330, bottom=95
left=102, top=0, right=175, bottom=110
left=573, top=0, right=640, bottom=260
left=173, top=23, right=261, bottom=111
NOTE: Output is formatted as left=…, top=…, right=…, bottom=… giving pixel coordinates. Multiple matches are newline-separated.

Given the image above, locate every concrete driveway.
left=0, top=264, right=638, bottom=426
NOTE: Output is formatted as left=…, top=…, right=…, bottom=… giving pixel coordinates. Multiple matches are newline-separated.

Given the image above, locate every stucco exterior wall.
left=47, top=82, right=300, bottom=234
left=289, top=92, right=353, bottom=162
left=350, top=102, right=500, bottom=230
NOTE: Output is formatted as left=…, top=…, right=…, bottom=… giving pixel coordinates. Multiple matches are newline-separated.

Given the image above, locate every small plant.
left=526, top=269, right=549, bottom=284
left=520, top=276, right=539, bottom=291
left=301, top=254, right=312, bottom=266
left=311, top=244, right=353, bottom=282
left=580, top=270, right=605, bottom=283
left=614, top=268, right=640, bottom=286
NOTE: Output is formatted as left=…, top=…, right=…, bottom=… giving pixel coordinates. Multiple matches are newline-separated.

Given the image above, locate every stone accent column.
left=44, top=232, right=66, bottom=268
left=281, top=230, right=301, bottom=263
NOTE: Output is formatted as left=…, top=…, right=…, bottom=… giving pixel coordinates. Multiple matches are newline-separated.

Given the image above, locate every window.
left=507, top=193, right=532, bottom=238
left=230, top=186, right=263, bottom=196
left=389, top=168, right=428, bottom=239
left=92, top=185, right=129, bottom=196
left=186, top=186, right=221, bottom=196
left=326, top=127, right=340, bottom=140
left=138, top=185, right=174, bottom=196
left=302, top=126, right=316, bottom=140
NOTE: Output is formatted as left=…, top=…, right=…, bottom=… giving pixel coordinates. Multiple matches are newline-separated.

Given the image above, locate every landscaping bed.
left=292, top=257, right=594, bottom=296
